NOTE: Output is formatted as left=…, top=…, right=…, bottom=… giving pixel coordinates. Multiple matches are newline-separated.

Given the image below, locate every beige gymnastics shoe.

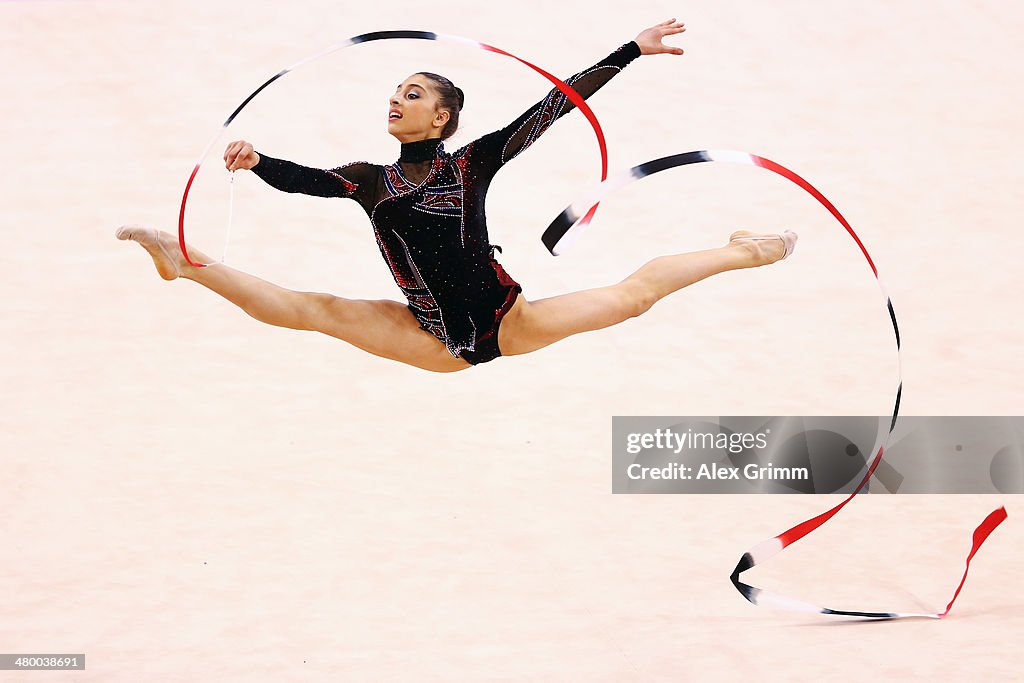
left=115, top=224, right=182, bottom=280
left=729, top=229, right=798, bottom=262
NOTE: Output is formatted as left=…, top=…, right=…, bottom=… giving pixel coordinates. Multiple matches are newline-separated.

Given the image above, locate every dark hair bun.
left=455, top=86, right=465, bottom=110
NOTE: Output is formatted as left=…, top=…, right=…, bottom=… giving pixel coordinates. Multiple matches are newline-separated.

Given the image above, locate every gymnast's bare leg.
left=115, top=226, right=472, bottom=373
left=498, top=230, right=797, bottom=357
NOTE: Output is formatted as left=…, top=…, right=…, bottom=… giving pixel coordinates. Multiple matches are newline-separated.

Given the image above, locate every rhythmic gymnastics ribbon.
left=181, top=31, right=1007, bottom=618
left=544, top=149, right=1008, bottom=618
left=178, top=30, right=611, bottom=268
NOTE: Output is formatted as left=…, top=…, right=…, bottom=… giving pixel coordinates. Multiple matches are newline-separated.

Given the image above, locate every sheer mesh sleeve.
left=462, top=41, right=642, bottom=176
left=250, top=153, right=379, bottom=210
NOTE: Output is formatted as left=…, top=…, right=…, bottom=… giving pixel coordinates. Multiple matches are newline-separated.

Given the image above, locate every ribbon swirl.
left=180, top=32, right=1007, bottom=619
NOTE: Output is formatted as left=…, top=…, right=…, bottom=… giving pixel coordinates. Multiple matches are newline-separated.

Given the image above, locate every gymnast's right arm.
left=223, top=139, right=377, bottom=205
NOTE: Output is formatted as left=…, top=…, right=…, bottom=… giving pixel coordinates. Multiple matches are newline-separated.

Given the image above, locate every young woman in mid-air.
left=117, top=19, right=797, bottom=373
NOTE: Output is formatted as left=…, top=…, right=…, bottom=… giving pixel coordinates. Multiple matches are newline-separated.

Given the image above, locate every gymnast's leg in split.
left=115, top=225, right=473, bottom=373
left=496, top=229, right=798, bottom=357
left=116, top=224, right=795, bottom=372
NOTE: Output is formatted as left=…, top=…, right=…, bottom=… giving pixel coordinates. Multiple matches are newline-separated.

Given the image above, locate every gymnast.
left=116, top=19, right=797, bottom=372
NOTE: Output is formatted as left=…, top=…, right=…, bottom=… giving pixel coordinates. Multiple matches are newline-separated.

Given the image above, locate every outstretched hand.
left=635, top=18, right=686, bottom=56
left=223, top=140, right=260, bottom=171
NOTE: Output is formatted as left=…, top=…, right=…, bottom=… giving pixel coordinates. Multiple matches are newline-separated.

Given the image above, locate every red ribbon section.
left=941, top=506, right=1008, bottom=618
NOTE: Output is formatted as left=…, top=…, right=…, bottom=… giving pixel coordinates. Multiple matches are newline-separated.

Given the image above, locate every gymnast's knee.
left=620, top=280, right=658, bottom=318
left=299, top=292, right=350, bottom=332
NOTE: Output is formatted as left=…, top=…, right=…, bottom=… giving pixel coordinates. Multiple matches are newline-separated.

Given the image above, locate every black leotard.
left=251, top=40, right=642, bottom=358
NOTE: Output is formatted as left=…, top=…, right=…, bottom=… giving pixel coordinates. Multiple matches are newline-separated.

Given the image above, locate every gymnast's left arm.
left=464, top=19, right=686, bottom=174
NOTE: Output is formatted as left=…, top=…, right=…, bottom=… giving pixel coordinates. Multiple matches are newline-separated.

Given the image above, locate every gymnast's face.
left=387, top=75, right=450, bottom=143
